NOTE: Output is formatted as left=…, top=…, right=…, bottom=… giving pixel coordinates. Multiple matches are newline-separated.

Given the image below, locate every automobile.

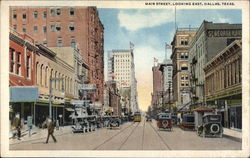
left=197, top=114, right=223, bottom=138
left=156, top=113, right=172, bottom=131
left=107, top=116, right=121, bottom=129
left=72, top=116, right=97, bottom=133
left=146, top=115, right=152, bottom=122
left=133, top=112, right=142, bottom=122
left=179, top=114, right=195, bottom=130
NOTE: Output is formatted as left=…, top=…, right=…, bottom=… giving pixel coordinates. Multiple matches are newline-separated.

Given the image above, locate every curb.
left=223, top=134, right=242, bottom=142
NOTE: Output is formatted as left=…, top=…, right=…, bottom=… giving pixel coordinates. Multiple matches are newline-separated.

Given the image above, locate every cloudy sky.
left=98, top=9, right=242, bottom=111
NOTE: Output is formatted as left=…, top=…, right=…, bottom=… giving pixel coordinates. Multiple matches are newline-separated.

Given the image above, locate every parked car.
left=197, top=114, right=223, bottom=138
left=180, top=114, right=195, bottom=130
left=107, top=116, right=121, bottom=129
left=156, top=113, right=172, bottom=131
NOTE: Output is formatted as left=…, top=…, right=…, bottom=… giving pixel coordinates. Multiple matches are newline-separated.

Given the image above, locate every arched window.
left=55, top=71, right=57, bottom=90
left=45, top=66, right=48, bottom=87
left=36, top=62, right=39, bottom=85
left=58, top=73, right=61, bottom=91
left=50, top=69, right=54, bottom=89
left=40, top=64, right=43, bottom=86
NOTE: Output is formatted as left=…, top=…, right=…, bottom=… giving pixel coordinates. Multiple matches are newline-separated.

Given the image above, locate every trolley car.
left=133, top=112, right=142, bottom=122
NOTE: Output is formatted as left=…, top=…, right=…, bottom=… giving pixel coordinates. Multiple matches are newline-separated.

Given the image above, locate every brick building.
left=204, top=40, right=242, bottom=130
left=170, top=28, right=197, bottom=109
left=151, top=64, right=163, bottom=114
left=9, top=7, right=104, bottom=106
left=9, top=28, right=38, bottom=124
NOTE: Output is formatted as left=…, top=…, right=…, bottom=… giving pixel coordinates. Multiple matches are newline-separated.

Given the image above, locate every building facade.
left=107, top=49, right=139, bottom=113
left=9, top=28, right=38, bottom=124
left=204, top=40, right=242, bottom=130
left=9, top=7, right=104, bottom=107
left=151, top=64, right=163, bottom=114
left=104, top=80, right=122, bottom=116
left=170, top=28, right=197, bottom=108
left=35, top=44, right=75, bottom=125
left=188, top=21, right=242, bottom=107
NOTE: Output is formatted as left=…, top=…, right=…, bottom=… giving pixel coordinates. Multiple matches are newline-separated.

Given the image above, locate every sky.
left=98, top=9, right=242, bottom=111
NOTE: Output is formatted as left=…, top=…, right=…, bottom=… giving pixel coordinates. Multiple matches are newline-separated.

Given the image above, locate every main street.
left=10, top=117, right=241, bottom=150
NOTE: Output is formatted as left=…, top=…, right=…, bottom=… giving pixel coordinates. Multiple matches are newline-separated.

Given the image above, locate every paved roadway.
left=10, top=118, right=241, bottom=150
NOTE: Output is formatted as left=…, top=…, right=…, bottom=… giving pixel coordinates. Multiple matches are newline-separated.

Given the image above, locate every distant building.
left=104, top=80, right=121, bottom=116
left=151, top=64, right=163, bottom=113
left=188, top=21, right=242, bottom=107
left=171, top=28, right=197, bottom=109
left=9, top=7, right=104, bottom=107
left=204, top=40, right=242, bottom=130
left=107, top=48, right=138, bottom=113
left=159, top=59, right=173, bottom=110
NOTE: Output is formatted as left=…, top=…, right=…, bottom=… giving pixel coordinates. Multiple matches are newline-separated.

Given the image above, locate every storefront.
left=9, top=87, right=38, bottom=125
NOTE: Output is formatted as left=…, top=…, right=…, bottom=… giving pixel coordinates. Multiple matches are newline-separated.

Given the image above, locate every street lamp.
left=49, top=77, right=65, bottom=119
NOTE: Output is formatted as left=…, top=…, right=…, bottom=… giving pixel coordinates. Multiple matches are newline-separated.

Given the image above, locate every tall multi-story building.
left=159, top=59, right=173, bottom=109
left=170, top=28, right=197, bottom=109
left=188, top=21, right=242, bottom=107
left=107, top=48, right=139, bottom=113
left=151, top=64, right=163, bottom=114
left=9, top=7, right=104, bottom=106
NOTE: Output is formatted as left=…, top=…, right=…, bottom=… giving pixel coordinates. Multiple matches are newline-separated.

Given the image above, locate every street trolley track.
left=141, top=119, right=146, bottom=149
left=93, top=122, right=137, bottom=150
left=149, top=122, right=172, bottom=150
left=118, top=122, right=140, bottom=150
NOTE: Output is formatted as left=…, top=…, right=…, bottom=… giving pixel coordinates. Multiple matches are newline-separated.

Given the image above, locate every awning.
left=65, top=108, right=74, bottom=112
left=10, top=87, right=38, bottom=102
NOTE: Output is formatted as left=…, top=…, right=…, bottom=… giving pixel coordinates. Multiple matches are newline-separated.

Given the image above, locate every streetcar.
left=133, top=112, right=141, bottom=122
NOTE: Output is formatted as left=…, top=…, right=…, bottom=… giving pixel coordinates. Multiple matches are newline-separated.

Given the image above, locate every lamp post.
left=49, top=77, right=65, bottom=119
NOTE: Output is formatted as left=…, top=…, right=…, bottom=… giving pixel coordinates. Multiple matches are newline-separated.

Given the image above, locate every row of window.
left=41, top=38, right=75, bottom=48
left=13, top=23, right=75, bottom=34
left=36, top=63, right=73, bottom=94
left=12, top=8, right=75, bottom=20
left=181, top=81, right=189, bottom=87
left=9, top=48, right=31, bottom=79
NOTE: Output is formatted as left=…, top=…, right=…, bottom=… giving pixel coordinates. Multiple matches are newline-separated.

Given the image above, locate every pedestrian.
left=12, top=113, right=21, bottom=140
left=45, top=118, right=57, bottom=143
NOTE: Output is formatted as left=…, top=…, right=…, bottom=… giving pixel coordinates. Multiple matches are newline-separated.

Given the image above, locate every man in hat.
left=12, top=113, right=21, bottom=140
left=45, top=118, right=57, bottom=143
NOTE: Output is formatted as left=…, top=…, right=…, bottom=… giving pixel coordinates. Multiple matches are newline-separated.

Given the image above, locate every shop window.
left=57, top=39, right=62, bottom=47
left=69, top=23, right=74, bottom=32
left=34, top=11, right=38, bottom=19
left=22, top=13, right=26, bottom=19
left=17, top=52, right=21, bottom=76
left=56, top=24, right=61, bottom=32
left=13, top=11, right=17, bottom=19
left=26, top=56, right=31, bottom=79
left=43, top=26, right=47, bottom=33
left=43, top=11, right=47, bottom=18
left=10, top=48, right=15, bottom=73
left=70, top=8, right=74, bottom=16
left=50, top=9, right=55, bottom=16
left=50, top=24, right=55, bottom=32
left=56, top=9, right=61, bottom=15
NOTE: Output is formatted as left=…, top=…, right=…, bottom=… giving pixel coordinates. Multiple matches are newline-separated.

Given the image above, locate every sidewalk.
left=10, top=125, right=73, bottom=145
left=223, top=128, right=242, bottom=142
